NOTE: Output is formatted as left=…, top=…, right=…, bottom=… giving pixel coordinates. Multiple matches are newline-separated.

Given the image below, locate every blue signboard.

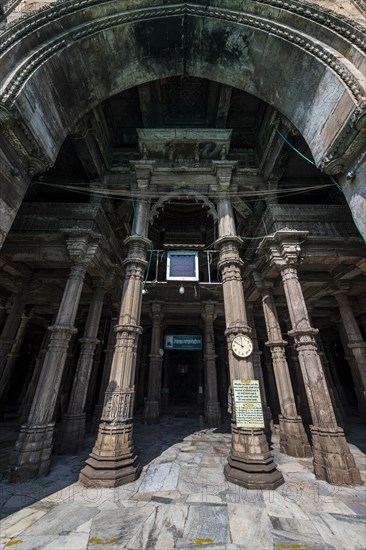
left=164, top=335, right=202, bottom=350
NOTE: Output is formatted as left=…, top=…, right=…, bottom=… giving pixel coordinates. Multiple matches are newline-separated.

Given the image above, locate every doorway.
left=167, top=350, right=202, bottom=411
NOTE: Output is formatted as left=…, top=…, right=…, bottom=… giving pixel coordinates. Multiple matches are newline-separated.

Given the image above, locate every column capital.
left=131, top=161, right=156, bottom=190
left=258, top=230, right=308, bottom=269
left=150, top=302, right=163, bottom=321
left=67, top=233, right=103, bottom=270
left=215, top=235, right=243, bottom=249
left=212, top=161, right=237, bottom=190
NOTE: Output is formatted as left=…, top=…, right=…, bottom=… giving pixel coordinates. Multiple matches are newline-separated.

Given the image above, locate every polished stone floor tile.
left=0, top=415, right=365, bottom=549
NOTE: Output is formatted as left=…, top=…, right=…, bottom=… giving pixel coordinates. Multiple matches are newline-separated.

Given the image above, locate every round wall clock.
left=232, top=334, right=253, bottom=358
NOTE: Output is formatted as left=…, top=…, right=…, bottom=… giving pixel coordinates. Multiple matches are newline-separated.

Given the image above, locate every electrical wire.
left=275, top=129, right=366, bottom=244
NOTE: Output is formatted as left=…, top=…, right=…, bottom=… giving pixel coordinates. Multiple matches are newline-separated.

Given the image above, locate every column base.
left=205, top=401, right=221, bottom=426
left=224, top=425, right=284, bottom=490
left=56, top=413, right=86, bottom=454
left=143, top=400, right=160, bottom=424
left=9, top=423, right=55, bottom=482
left=79, top=421, right=141, bottom=488
left=279, top=415, right=312, bottom=458
left=311, top=425, right=363, bottom=486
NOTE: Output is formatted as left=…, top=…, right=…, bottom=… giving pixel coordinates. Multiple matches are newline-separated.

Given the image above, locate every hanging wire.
left=275, top=129, right=316, bottom=166
left=275, top=128, right=366, bottom=244
left=142, top=243, right=154, bottom=291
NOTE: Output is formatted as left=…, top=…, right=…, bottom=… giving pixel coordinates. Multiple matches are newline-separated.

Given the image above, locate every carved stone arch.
left=148, top=190, right=218, bottom=224
left=1, top=0, right=365, bottom=170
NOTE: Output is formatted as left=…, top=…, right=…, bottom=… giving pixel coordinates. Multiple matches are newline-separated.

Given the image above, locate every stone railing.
left=257, top=204, right=360, bottom=239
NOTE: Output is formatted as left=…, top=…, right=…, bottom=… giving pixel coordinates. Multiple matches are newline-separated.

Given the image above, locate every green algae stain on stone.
left=189, top=538, right=215, bottom=545
left=5, top=542, right=23, bottom=547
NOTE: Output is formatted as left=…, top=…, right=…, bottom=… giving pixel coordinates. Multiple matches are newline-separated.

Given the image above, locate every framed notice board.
left=232, top=379, right=265, bottom=428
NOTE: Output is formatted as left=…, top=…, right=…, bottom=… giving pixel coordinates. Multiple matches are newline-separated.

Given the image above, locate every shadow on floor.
left=0, top=413, right=230, bottom=520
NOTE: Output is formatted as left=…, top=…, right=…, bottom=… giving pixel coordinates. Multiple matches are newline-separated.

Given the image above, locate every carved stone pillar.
left=216, top=195, right=283, bottom=490
left=262, top=231, right=362, bottom=486
left=201, top=302, right=221, bottom=426
left=337, top=321, right=366, bottom=422
left=253, top=275, right=311, bottom=457
left=18, top=317, right=54, bottom=425
left=0, top=282, right=26, bottom=381
left=79, top=199, right=151, bottom=487
left=0, top=309, right=33, bottom=404
left=144, top=302, right=163, bottom=424
left=334, top=289, right=366, bottom=401
left=58, top=280, right=107, bottom=453
left=309, top=315, right=345, bottom=428
left=9, top=236, right=95, bottom=482
left=91, top=313, right=117, bottom=432
left=136, top=328, right=150, bottom=409
left=246, top=304, right=272, bottom=431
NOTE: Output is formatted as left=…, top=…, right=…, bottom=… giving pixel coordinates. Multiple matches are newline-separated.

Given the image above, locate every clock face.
left=232, top=334, right=253, bottom=358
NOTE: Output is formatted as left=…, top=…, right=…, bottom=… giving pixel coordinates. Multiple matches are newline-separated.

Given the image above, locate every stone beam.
left=70, top=106, right=112, bottom=181
left=216, top=85, right=233, bottom=128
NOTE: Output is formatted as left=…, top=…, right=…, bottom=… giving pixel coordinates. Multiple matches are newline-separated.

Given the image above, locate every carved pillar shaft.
left=0, top=310, right=32, bottom=404
left=281, top=265, right=339, bottom=428
left=144, top=303, right=163, bottom=424
left=58, top=283, right=106, bottom=454
left=91, top=314, right=117, bottom=432
left=216, top=196, right=283, bottom=490
left=246, top=305, right=271, bottom=427
left=9, top=262, right=87, bottom=482
left=0, top=288, right=25, bottom=380
left=255, top=279, right=310, bottom=457
left=202, top=302, right=221, bottom=426
left=80, top=199, right=151, bottom=487
left=335, top=292, right=366, bottom=398
left=262, top=231, right=362, bottom=486
left=18, top=317, right=54, bottom=425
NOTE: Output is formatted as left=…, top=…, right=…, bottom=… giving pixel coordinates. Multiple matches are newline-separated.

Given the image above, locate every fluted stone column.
left=136, top=330, right=150, bottom=409
left=334, top=289, right=366, bottom=401
left=91, top=314, right=117, bottom=432
left=253, top=275, right=310, bottom=457
left=80, top=199, right=151, bottom=487
left=216, top=194, right=283, bottom=490
left=246, top=304, right=272, bottom=431
left=58, top=281, right=107, bottom=453
left=0, top=282, right=26, bottom=381
left=336, top=321, right=366, bottom=423
left=9, top=236, right=93, bottom=482
left=309, top=314, right=345, bottom=428
left=262, top=230, right=362, bottom=486
left=0, top=309, right=33, bottom=404
left=144, top=302, right=163, bottom=424
left=18, top=318, right=54, bottom=425
left=201, top=302, right=221, bottom=426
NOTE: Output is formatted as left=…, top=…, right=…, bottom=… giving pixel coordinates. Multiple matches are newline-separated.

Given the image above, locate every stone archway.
left=0, top=0, right=365, bottom=244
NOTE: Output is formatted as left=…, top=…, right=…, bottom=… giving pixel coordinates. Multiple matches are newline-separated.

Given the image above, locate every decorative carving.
left=0, top=103, right=48, bottom=172
left=101, top=386, right=135, bottom=422
left=1, top=1, right=365, bottom=109
left=149, top=190, right=218, bottom=223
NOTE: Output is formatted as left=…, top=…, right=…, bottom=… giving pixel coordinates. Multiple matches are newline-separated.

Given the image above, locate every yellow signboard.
left=232, top=379, right=265, bottom=428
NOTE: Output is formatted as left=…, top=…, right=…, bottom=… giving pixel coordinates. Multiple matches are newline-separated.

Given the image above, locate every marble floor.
left=0, top=416, right=365, bottom=549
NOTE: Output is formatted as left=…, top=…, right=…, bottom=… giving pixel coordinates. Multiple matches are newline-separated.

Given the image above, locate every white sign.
left=232, top=379, right=265, bottom=428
